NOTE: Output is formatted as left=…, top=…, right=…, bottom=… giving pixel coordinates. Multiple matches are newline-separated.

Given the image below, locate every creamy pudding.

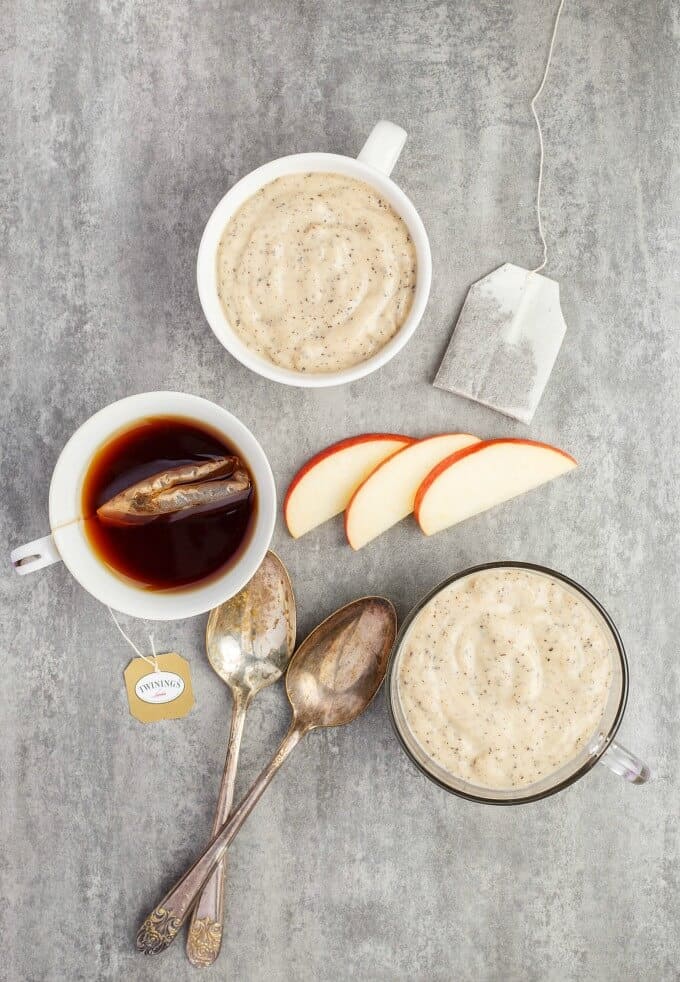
left=397, top=567, right=614, bottom=790
left=216, top=172, right=417, bottom=373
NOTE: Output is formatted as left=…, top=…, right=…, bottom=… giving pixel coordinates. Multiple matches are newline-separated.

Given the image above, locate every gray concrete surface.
left=2, top=1, right=679, bottom=980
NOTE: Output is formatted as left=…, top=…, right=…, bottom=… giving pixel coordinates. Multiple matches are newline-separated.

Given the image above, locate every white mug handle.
left=357, top=120, right=407, bottom=177
left=11, top=534, right=62, bottom=575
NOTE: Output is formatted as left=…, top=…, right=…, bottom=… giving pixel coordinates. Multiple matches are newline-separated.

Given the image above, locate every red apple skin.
left=284, top=433, right=415, bottom=535
left=413, top=438, right=578, bottom=524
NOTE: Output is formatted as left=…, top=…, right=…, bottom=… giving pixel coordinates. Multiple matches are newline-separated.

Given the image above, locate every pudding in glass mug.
left=389, top=563, right=649, bottom=804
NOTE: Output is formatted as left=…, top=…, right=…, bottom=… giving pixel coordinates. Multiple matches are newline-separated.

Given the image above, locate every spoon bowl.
left=206, top=551, right=296, bottom=699
left=286, top=597, right=396, bottom=730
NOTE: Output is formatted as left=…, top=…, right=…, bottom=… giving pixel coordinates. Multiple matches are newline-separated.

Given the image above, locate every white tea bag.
left=434, top=263, right=566, bottom=424
left=436, top=0, right=570, bottom=425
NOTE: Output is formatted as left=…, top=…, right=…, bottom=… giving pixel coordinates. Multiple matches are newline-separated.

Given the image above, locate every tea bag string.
left=530, top=0, right=567, bottom=275
left=108, top=606, right=161, bottom=673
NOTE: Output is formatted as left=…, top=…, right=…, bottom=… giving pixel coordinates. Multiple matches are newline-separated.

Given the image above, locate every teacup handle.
left=357, top=120, right=407, bottom=177
left=11, top=534, right=61, bottom=575
left=598, top=738, right=650, bottom=784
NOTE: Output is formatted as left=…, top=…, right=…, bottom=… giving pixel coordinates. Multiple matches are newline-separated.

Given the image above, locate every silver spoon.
left=137, top=595, right=396, bottom=956
left=185, top=551, right=296, bottom=967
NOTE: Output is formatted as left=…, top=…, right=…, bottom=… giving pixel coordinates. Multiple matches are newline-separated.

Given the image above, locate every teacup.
left=196, top=120, right=432, bottom=387
left=10, top=392, right=276, bottom=620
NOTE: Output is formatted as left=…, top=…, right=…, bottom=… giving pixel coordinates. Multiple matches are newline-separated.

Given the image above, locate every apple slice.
left=345, top=433, right=480, bottom=549
left=415, top=438, right=577, bottom=536
left=284, top=434, right=414, bottom=538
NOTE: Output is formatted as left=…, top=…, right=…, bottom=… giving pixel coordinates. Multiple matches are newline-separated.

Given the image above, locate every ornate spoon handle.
left=185, top=692, right=249, bottom=967
left=136, top=723, right=305, bottom=956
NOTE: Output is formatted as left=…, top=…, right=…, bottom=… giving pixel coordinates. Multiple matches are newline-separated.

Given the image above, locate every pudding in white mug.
left=196, top=120, right=432, bottom=387
left=216, top=172, right=417, bottom=373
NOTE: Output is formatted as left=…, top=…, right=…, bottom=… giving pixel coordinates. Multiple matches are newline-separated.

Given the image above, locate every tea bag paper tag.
left=124, top=652, right=194, bottom=723
left=434, top=263, right=567, bottom=424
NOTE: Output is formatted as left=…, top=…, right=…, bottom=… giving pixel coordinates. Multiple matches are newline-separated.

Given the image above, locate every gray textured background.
left=2, top=2, right=679, bottom=980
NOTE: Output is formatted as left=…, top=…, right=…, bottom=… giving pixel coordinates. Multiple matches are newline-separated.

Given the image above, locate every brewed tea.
left=82, top=417, right=255, bottom=590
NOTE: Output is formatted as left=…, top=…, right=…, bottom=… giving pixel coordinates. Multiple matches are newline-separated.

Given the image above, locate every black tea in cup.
left=82, top=417, right=256, bottom=590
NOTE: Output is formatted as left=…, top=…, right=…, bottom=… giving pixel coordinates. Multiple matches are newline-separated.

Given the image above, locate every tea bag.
left=435, top=0, right=568, bottom=425
left=434, top=263, right=566, bottom=424
left=97, top=456, right=251, bottom=526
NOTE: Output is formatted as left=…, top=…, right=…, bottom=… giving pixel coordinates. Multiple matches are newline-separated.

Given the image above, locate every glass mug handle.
left=357, top=120, right=407, bottom=177
left=10, top=534, right=61, bottom=575
left=598, top=738, right=650, bottom=784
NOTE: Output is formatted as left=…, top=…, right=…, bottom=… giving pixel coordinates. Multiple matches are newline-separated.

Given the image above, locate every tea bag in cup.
left=97, top=456, right=251, bottom=526
left=433, top=263, right=566, bottom=424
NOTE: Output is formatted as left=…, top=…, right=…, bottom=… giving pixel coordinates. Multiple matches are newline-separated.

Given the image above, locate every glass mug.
left=388, top=562, right=650, bottom=805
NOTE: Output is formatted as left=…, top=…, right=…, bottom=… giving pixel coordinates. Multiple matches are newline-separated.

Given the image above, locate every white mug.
left=196, top=120, right=432, bottom=388
left=10, top=392, right=276, bottom=620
